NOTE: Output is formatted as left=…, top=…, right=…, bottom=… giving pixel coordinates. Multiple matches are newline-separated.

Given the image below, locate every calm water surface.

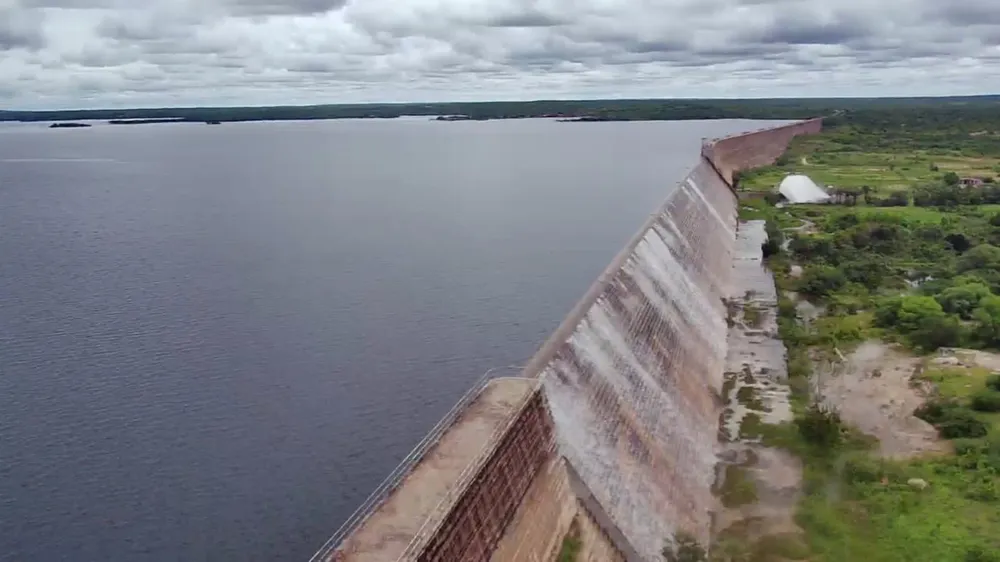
left=0, top=118, right=774, bottom=561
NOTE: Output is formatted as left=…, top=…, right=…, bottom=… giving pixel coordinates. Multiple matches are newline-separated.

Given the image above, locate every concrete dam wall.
left=703, top=118, right=823, bottom=185
left=313, top=119, right=821, bottom=562
left=521, top=118, right=822, bottom=560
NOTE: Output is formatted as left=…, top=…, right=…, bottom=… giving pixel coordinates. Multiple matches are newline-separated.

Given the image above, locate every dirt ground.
left=934, top=347, right=1000, bottom=372
left=816, top=341, right=949, bottom=459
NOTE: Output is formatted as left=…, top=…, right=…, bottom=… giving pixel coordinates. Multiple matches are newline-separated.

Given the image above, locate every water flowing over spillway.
left=310, top=118, right=824, bottom=562
left=533, top=161, right=737, bottom=560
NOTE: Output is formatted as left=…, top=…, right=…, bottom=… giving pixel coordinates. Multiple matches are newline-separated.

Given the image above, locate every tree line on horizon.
left=4, top=95, right=1000, bottom=126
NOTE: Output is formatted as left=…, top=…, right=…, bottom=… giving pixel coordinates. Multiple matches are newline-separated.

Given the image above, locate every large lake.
left=0, top=118, right=775, bottom=561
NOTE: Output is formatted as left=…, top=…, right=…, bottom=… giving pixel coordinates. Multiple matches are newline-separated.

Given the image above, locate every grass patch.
left=755, top=407, right=1000, bottom=562
left=854, top=205, right=1000, bottom=224
left=798, top=456, right=1000, bottom=562
left=736, top=386, right=770, bottom=412
left=713, top=527, right=811, bottom=562
left=744, top=306, right=764, bottom=329
left=738, top=134, right=1000, bottom=194
left=740, top=412, right=764, bottom=440
left=556, top=518, right=581, bottom=562
left=717, top=464, right=759, bottom=507
left=921, top=366, right=1000, bottom=432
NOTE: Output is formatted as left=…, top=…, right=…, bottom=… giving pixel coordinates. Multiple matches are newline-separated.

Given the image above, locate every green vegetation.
left=717, top=464, right=758, bottom=507
left=736, top=386, right=768, bottom=412
left=729, top=109, right=1000, bottom=562
left=920, top=367, right=1000, bottom=434
left=8, top=94, right=1000, bottom=125
left=739, top=102, right=1000, bottom=195
left=557, top=519, right=581, bottom=562
left=743, top=306, right=763, bottom=329
left=663, top=532, right=708, bottom=562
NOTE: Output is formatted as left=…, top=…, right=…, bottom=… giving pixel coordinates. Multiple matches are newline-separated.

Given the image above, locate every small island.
left=49, top=122, right=91, bottom=128
left=108, top=118, right=186, bottom=125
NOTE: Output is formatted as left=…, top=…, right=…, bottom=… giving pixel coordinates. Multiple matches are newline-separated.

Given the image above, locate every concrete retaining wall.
left=417, top=389, right=554, bottom=562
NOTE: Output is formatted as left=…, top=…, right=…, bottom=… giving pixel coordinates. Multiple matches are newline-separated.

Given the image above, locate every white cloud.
left=1, top=0, right=999, bottom=109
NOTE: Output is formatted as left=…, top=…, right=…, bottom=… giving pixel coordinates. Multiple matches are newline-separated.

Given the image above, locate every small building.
left=960, top=177, right=984, bottom=188
left=777, top=174, right=830, bottom=204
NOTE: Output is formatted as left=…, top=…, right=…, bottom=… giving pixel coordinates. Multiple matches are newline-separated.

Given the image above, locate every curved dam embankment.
left=521, top=118, right=822, bottom=560
left=316, top=118, right=822, bottom=562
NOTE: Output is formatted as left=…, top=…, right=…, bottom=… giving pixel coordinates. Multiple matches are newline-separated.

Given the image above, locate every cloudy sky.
left=1, top=0, right=999, bottom=109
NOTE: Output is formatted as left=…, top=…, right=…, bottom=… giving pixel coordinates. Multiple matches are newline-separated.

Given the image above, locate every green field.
left=740, top=133, right=1000, bottom=194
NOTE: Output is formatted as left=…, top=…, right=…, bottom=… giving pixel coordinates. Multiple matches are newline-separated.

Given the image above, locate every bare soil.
left=816, top=341, right=949, bottom=459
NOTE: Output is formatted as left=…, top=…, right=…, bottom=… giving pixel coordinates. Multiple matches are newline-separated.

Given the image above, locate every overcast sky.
left=2, top=0, right=999, bottom=109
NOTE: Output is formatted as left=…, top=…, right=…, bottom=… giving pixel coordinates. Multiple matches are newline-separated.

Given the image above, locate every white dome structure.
left=778, top=174, right=830, bottom=204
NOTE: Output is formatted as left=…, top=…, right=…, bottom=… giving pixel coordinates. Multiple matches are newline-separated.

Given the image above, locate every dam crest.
left=315, top=118, right=823, bottom=562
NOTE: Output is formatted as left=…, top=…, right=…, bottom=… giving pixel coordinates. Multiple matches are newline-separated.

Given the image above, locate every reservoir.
left=0, top=118, right=773, bottom=561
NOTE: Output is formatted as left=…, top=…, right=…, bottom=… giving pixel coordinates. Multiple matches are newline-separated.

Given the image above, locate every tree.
left=946, top=233, right=972, bottom=253
left=761, top=220, right=784, bottom=258
left=841, top=257, right=890, bottom=287
left=883, top=190, right=909, bottom=207
left=911, top=314, right=963, bottom=350
left=895, top=296, right=947, bottom=334
left=958, top=244, right=1000, bottom=273
left=796, top=403, right=843, bottom=448
left=788, top=234, right=835, bottom=261
left=798, top=265, right=847, bottom=298
left=944, top=171, right=961, bottom=185
left=936, top=282, right=993, bottom=319
left=973, top=295, right=1000, bottom=347
left=876, top=295, right=952, bottom=345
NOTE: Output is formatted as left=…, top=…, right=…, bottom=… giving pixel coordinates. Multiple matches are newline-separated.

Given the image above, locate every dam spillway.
left=313, top=118, right=823, bottom=562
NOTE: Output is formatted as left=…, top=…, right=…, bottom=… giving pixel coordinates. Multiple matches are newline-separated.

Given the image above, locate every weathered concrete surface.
left=528, top=158, right=735, bottom=559
left=575, top=500, right=628, bottom=562
left=490, top=454, right=628, bottom=562
left=703, top=119, right=823, bottom=186
left=331, top=378, right=536, bottom=562
left=316, top=118, right=825, bottom=562
left=489, top=455, right=577, bottom=562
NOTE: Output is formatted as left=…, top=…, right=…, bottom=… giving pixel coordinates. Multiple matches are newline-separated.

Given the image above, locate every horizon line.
left=3, top=92, right=999, bottom=114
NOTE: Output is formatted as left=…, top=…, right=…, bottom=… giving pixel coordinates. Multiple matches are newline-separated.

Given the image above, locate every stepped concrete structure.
left=311, top=118, right=823, bottom=562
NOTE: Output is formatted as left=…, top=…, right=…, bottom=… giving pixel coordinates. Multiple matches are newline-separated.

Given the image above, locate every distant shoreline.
left=5, top=95, right=999, bottom=126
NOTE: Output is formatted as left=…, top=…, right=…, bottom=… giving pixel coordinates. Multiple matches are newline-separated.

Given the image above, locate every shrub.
left=662, top=532, right=706, bottom=562
left=987, top=375, right=1000, bottom=392
left=914, top=400, right=953, bottom=425
left=953, top=438, right=988, bottom=457
left=940, top=413, right=989, bottom=439
left=798, top=265, right=847, bottom=298
left=778, top=297, right=798, bottom=320
left=970, top=390, right=1000, bottom=412
left=915, top=401, right=989, bottom=439
left=958, top=244, right=1000, bottom=273
left=796, top=403, right=843, bottom=448
left=965, top=546, right=1000, bottom=562
left=936, top=282, right=992, bottom=319
left=842, top=455, right=883, bottom=484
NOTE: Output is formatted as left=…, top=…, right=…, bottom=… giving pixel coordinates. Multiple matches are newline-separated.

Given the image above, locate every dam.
left=313, top=118, right=823, bottom=562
